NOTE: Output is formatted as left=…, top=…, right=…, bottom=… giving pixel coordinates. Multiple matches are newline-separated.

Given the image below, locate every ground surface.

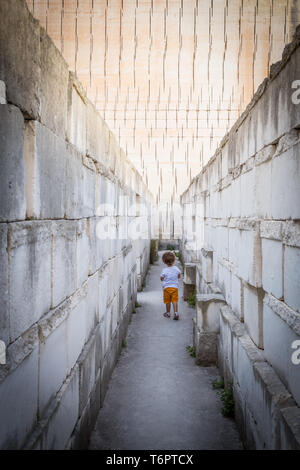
left=89, top=252, right=243, bottom=450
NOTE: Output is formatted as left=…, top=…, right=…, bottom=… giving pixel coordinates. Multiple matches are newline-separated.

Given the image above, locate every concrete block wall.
left=0, top=0, right=152, bottom=450
left=180, top=26, right=300, bottom=449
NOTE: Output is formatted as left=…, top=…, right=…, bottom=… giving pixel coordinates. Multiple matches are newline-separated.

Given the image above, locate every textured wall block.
left=231, top=274, right=243, bottom=321
left=82, top=166, right=96, bottom=218
left=243, top=283, right=264, bottom=349
left=0, top=348, right=38, bottom=449
left=0, top=105, right=26, bottom=222
left=238, top=230, right=262, bottom=288
left=68, top=83, right=87, bottom=155
left=76, top=219, right=89, bottom=289
left=262, top=238, right=283, bottom=300
left=0, top=224, right=9, bottom=344
left=86, top=273, right=98, bottom=338
left=98, top=268, right=109, bottom=322
left=43, top=367, right=79, bottom=450
left=67, top=295, right=88, bottom=372
left=228, top=228, right=241, bottom=268
left=65, top=145, right=84, bottom=219
left=39, top=28, right=69, bottom=139
left=240, top=169, right=255, bottom=217
left=9, top=221, right=52, bottom=342
left=218, top=262, right=232, bottom=305
left=52, top=221, right=76, bottom=308
left=255, top=160, right=272, bottom=218
left=39, top=320, right=68, bottom=417
left=284, top=246, right=300, bottom=313
left=0, top=0, right=40, bottom=119
left=25, top=121, right=67, bottom=219
left=88, top=218, right=106, bottom=275
left=271, top=144, right=300, bottom=220
left=78, top=336, right=96, bottom=416
left=86, top=101, right=106, bottom=162
left=263, top=303, right=300, bottom=408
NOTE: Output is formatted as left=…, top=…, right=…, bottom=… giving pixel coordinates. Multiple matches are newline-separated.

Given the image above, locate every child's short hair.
left=162, top=251, right=176, bottom=266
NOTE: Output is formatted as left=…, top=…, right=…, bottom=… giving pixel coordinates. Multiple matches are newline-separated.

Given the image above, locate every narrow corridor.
left=89, top=252, right=242, bottom=450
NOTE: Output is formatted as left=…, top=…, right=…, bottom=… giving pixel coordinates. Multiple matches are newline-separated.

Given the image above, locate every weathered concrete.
left=89, top=253, right=242, bottom=450
left=180, top=26, right=300, bottom=449
left=0, top=0, right=152, bottom=450
left=0, top=105, right=26, bottom=222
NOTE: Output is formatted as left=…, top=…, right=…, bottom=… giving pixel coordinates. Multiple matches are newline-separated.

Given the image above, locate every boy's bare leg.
left=172, top=302, right=178, bottom=313
left=172, top=302, right=179, bottom=319
left=163, top=303, right=171, bottom=318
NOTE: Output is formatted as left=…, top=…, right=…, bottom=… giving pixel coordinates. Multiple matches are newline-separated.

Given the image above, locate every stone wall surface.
left=180, top=26, right=300, bottom=450
left=0, top=0, right=152, bottom=450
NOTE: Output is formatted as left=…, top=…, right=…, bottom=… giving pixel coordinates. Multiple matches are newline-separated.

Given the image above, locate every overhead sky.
left=26, top=0, right=300, bottom=237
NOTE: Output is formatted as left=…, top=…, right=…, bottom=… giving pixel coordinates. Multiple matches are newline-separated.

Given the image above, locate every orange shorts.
left=163, top=287, right=178, bottom=304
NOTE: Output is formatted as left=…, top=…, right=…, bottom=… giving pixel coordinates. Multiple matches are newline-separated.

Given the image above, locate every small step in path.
left=89, top=252, right=243, bottom=450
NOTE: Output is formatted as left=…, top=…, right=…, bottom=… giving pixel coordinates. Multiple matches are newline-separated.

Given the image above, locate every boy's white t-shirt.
left=160, top=265, right=181, bottom=289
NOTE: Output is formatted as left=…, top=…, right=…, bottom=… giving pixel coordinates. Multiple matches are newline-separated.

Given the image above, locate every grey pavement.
left=89, top=252, right=243, bottom=450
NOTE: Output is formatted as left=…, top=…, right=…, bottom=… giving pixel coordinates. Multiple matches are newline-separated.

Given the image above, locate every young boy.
left=160, top=251, right=181, bottom=320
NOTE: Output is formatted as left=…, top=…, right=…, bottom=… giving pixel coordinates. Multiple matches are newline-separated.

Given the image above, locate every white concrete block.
left=111, top=294, right=120, bottom=337
left=82, top=165, right=96, bottom=218
left=86, top=101, right=105, bottom=162
left=39, top=320, right=68, bottom=416
left=86, top=273, right=98, bottom=338
left=0, top=348, right=38, bottom=449
left=229, top=177, right=241, bottom=218
left=262, top=238, right=283, bottom=300
left=43, top=366, right=79, bottom=450
left=0, top=224, right=9, bottom=344
left=233, top=334, right=292, bottom=449
left=271, top=144, right=300, bottom=220
left=0, top=105, right=26, bottom=221
left=196, top=294, right=225, bottom=333
left=52, top=220, right=76, bottom=308
left=243, top=283, right=264, bottom=349
left=65, top=145, right=84, bottom=219
left=228, top=228, right=240, bottom=268
left=76, top=219, right=89, bottom=289
left=99, top=268, right=109, bottom=322
left=263, top=303, right=300, bottom=408
left=24, top=121, right=67, bottom=219
left=67, top=295, right=87, bottom=372
left=279, top=407, right=300, bottom=450
left=78, top=336, right=96, bottom=415
left=238, top=229, right=262, bottom=288
left=218, top=262, right=232, bottom=304
left=216, top=226, right=229, bottom=260
left=284, top=246, right=300, bottom=313
left=240, top=169, right=255, bottom=217
left=9, top=222, right=52, bottom=342
left=104, top=306, right=112, bottom=353
left=69, top=86, right=86, bottom=155
left=255, top=160, right=272, bottom=218
left=231, top=274, right=243, bottom=320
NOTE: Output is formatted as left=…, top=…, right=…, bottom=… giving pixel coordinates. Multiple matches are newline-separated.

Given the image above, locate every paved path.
left=89, top=252, right=242, bottom=450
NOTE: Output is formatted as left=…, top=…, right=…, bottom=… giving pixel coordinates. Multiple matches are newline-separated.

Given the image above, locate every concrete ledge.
left=219, top=303, right=299, bottom=449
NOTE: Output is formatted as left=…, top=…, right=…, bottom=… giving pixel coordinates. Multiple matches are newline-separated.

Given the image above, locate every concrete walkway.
left=89, top=252, right=243, bottom=450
